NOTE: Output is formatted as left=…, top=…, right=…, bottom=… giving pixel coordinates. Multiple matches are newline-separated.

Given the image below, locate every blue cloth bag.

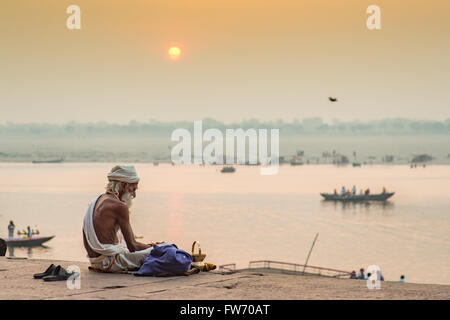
left=135, top=243, right=192, bottom=276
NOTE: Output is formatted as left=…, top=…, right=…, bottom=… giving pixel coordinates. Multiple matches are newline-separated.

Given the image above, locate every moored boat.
left=290, top=156, right=303, bottom=166
left=221, top=166, right=236, bottom=173
left=320, top=192, right=394, bottom=202
left=32, top=158, right=64, bottom=164
left=5, top=235, right=55, bottom=247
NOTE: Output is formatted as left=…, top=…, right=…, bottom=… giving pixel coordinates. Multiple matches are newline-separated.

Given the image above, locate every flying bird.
left=328, top=97, right=338, bottom=102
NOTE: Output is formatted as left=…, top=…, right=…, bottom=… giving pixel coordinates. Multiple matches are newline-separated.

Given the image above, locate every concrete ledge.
left=1, top=257, right=449, bottom=300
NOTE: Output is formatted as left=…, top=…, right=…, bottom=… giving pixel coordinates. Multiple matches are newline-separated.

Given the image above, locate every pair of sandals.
left=33, top=264, right=79, bottom=282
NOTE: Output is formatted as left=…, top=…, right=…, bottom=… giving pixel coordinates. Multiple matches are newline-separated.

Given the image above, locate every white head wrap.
left=107, top=165, right=140, bottom=184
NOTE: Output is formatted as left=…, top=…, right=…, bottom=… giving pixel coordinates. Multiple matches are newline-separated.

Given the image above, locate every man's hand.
left=149, top=241, right=166, bottom=246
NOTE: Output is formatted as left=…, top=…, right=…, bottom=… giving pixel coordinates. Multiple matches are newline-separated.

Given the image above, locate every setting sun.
left=168, top=46, right=181, bottom=60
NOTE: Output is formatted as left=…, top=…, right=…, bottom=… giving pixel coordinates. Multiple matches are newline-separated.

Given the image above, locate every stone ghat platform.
left=1, top=257, right=449, bottom=300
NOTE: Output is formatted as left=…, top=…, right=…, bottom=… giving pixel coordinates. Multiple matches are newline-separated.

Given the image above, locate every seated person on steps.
left=82, top=165, right=157, bottom=273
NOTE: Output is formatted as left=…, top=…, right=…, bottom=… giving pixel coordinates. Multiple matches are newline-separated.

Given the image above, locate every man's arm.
left=115, top=203, right=151, bottom=252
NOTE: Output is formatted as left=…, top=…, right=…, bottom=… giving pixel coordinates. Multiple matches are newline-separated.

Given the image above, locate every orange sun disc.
left=168, top=46, right=181, bottom=60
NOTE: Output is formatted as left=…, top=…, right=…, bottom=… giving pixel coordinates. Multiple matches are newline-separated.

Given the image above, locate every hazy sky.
left=1, top=0, right=449, bottom=124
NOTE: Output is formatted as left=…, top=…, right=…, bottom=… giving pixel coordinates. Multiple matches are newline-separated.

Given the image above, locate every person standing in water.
left=8, top=221, right=15, bottom=238
left=27, top=226, right=33, bottom=238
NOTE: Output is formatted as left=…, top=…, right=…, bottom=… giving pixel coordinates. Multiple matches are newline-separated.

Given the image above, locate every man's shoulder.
left=97, top=195, right=128, bottom=215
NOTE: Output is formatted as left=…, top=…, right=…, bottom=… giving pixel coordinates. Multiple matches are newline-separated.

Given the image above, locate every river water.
left=0, top=163, right=449, bottom=285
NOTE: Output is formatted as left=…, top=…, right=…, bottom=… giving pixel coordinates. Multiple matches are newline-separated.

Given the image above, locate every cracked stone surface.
left=1, top=257, right=449, bottom=300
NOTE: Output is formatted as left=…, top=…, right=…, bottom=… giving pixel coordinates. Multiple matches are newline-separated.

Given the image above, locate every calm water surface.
left=0, top=163, right=449, bottom=285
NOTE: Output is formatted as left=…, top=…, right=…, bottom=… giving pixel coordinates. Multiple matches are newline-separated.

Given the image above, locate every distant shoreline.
left=1, top=134, right=449, bottom=164
left=2, top=161, right=450, bottom=165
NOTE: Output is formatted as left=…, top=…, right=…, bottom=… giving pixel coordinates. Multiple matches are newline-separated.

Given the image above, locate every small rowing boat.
left=320, top=192, right=394, bottom=202
left=221, top=166, right=236, bottom=173
left=5, top=236, right=55, bottom=247
left=32, top=158, right=63, bottom=164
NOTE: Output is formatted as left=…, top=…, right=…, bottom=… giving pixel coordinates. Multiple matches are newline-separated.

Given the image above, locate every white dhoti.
left=88, top=247, right=153, bottom=273
left=83, top=195, right=153, bottom=273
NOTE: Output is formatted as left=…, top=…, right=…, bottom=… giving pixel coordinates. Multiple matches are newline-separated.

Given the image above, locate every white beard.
left=121, top=192, right=134, bottom=209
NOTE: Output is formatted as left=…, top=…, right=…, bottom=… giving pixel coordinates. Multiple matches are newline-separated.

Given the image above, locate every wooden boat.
left=290, top=160, right=303, bottom=166
left=290, top=156, right=303, bottom=166
left=320, top=192, right=394, bottom=202
left=4, top=236, right=54, bottom=247
left=32, top=158, right=63, bottom=164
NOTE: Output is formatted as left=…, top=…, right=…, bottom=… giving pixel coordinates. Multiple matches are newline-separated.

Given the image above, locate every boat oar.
left=302, top=233, right=319, bottom=275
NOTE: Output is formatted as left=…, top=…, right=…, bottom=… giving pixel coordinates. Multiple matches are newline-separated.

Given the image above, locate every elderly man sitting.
left=82, top=165, right=154, bottom=273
